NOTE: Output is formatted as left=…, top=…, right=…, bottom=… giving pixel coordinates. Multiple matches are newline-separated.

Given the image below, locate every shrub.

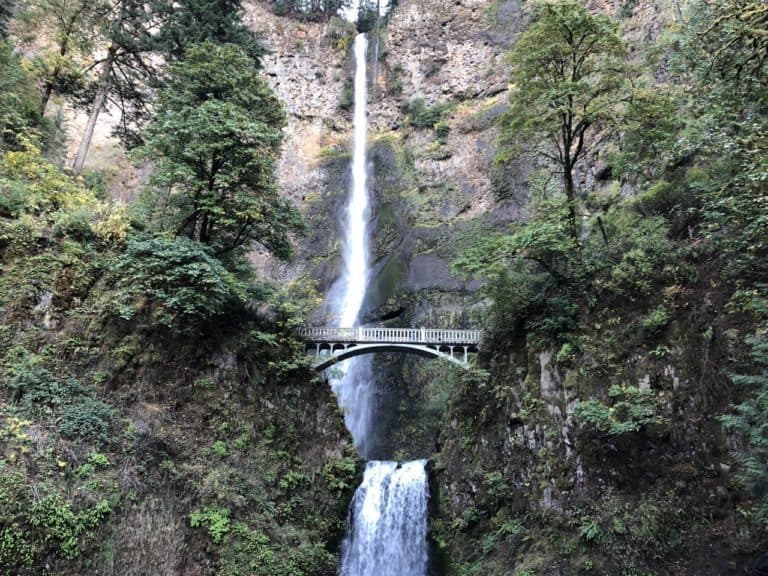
left=435, top=120, right=451, bottom=141
left=6, top=354, right=67, bottom=416
left=327, top=16, right=356, bottom=52
left=0, top=525, right=35, bottom=570
left=0, top=41, right=46, bottom=150
left=58, top=398, right=114, bottom=444
left=29, top=491, right=111, bottom=559
left=111, top=233, right=246, bottom=331
left=407, top=98, right=451, bottom=129
left=575, top=384, right=662, bottom=436
left=322, top=455, right=359, bottom=492
left=642, top=306, right=670, bottom=336
left=1, top=145, right=95, bottom=214
left=190, top=506, right=231, bottom=544
left=339, top=78, right=354, bottom=110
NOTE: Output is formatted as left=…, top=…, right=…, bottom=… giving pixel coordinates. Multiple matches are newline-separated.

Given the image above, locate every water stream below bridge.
left=329, top=6, right=430, bottom=575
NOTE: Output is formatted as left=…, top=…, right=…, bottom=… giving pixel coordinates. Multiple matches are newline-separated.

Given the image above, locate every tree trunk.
left=40, top=75, right=57, bottom=116
left=72, top=52, right=113, bottom=174
left=563, top=162, right=579, bottom=245
left=72, top=0, right=126, bottom=174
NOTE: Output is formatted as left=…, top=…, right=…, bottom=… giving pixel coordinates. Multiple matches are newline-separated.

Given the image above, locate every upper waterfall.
left=329, top=32, right=376, bottom=457
left=338, top=33, right=371, bottom=329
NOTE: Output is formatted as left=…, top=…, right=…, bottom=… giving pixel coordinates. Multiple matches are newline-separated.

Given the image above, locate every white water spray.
left=341, top=461, right=430, bottom=576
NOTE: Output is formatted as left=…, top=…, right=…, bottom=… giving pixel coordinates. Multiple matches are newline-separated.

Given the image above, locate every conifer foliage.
left=140, top=42, right=304, bottom=260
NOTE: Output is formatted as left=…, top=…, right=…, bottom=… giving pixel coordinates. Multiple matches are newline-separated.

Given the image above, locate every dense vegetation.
left=0, top=1, right=357, bottom=574
left=444, top=1, right=768, bottom=573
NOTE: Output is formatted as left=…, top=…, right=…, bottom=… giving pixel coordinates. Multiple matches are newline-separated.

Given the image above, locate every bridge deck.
left=298, top=327, right=482, bottom=345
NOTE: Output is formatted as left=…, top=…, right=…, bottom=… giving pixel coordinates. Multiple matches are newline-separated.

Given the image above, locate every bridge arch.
left=312, top=343, right=472, bottom=372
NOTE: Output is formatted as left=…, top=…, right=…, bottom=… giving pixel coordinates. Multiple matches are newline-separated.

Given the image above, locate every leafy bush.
left=1, top=145, right=95, bottom=214
left=435, top=120, right=451, bottom=141
left=29, top=491, right=111, bottom=559
left=190, top=506, right=231, bottom=544
left=721, top=333, right=768, bottom=533
left=58, top=398, right=114, bottom=444
left=407, top=98, right=452, bottom=129
left=111, top=233, right=247, bottom=331
left=0, top=525, right=35, bottom=570
left=575, top=384, right=662, bottom=436
left=587, top=213, right=673, bottom=301
left=642, top=306, right=670, bottom=336
left=0, top=41, right=46, bottom=150
left=6, top=354, right=68, bottom=416
left=576, top=496, right=681, bottom=570
left=220, top=525, right=337, bottom=576
left=321, top=455, right=358, bottom=492
left=327, top=16, right=356, bottom=52
left=339, top=78, right=354, bottom=110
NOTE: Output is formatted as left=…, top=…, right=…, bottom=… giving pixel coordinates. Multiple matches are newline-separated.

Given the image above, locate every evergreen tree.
left=680, top=0, right=768, bottom=284
left=17, top=0, right=107, bottom=115
left=272, top=0, right=350, bottom=22
left=722, top=333, right=768, bottom=533
left=0, top=40, right=45, bottom=149
left=71, top=0, right=159, bottom=172
left=140, top=42, right=304, bottom=260
left=150, top=0, right=265, bottom=64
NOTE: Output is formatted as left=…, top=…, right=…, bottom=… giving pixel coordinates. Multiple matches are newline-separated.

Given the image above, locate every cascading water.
left=340, top=461, right=430, bottom=576
left=330, top=32, right=376, bottom=458
left=329, top=4, right=431, bottom=576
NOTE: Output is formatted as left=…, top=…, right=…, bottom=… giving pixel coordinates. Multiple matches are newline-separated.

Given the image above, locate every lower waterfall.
left=340, top=461, right=430, bottom=576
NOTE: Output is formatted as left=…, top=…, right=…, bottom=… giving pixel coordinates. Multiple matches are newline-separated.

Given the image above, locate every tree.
left=16, top=0, right=107, bottom=115
left=272, top=0, right=350, bottom=22
left=140, top=42, right=304, bottom=261
left=150, top=0, right=265, bottom=64
left=71, top=0, right=159, bottom=173
left=691, top=0, right=768, bottom=97
left=112, top=233, right=247, bottom=331
left=721, top=333, right=768, bottom=533
left=501, top=0, right=628, bottom=242
left=679, top=0, right=768, bottom=284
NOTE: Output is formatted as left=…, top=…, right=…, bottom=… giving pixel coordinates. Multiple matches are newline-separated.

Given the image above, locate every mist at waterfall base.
left=327, top=24, right=431, bottom=576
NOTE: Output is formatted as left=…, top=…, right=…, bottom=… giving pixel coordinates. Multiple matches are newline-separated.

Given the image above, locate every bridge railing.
left=298, top=327, right=482, bottom=345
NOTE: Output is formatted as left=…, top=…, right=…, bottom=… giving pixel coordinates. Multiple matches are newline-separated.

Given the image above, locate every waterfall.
left=331, top=6, right=430, bottom=576
left=331, top=33, right=376, bottom=457
left=340, top=461, right=430, bottom=576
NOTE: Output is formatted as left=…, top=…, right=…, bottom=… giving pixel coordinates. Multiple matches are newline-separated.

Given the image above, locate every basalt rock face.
left=245, top=0, right=527, bottom=314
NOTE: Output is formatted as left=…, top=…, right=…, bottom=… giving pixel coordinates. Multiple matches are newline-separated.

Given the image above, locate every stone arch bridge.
left=298, top=327, right=482, bottom=371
